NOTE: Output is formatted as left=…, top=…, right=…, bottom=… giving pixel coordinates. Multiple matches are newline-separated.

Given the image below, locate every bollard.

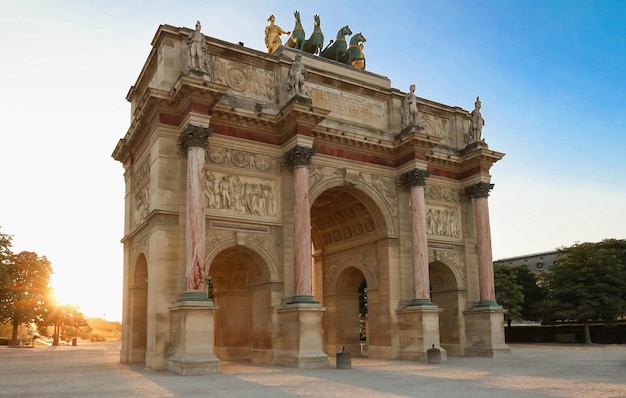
left=336, top=347, right=352, bottom=369
left=427, top=344, right=441, bottom=364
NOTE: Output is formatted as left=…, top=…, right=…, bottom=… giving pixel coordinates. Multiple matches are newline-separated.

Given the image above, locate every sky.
left=1, top=0, right=625, bottom=322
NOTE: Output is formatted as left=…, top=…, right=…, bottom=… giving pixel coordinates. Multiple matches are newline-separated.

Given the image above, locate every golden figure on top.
left=265, top=15, right=291, bottom=54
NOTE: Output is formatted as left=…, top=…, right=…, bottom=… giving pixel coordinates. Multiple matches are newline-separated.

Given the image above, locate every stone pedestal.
left=463, top=306, right=511, bottom=358
left=168, top=297, right=220, bottom=375
left=276, top=304, right=328, bottom=368
left=397, top=306, right=446, bottom=363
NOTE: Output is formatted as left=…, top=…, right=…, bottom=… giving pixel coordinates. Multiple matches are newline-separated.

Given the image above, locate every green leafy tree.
left=0, top=228, right=13, bottom=300
left=542, top=239, right=626, bottom=344
left=494, top=263, right=524, bottom=327
left=0, top=251, right=53, bottom=345
left=511, top=266, right=548, bottom=322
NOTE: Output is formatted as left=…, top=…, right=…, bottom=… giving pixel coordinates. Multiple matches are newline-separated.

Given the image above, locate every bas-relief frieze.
left=308, top=86, right=387, bottom=129
left=206, top=171, right=277, bottom=217
left=133, top=187, right=150, bottom=227
left=324, top=244, right=379, bottom=288
left=426, top=205, right=461, bottom=239
left=211, top=56, right=275, bottom=102
left=420, top=113, right=451, bottom=144
left=132, top=155, right=150, bottom=191
left=207, top=146, right=281, bottom=175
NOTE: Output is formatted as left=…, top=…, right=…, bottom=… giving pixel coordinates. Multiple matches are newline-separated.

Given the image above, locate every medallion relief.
left=211, top=56, right=275, bottom=102
left=207, top=146, right=281, bottom=174
left=426, top=184, right=460, bottom=204
left=420, top=113, right=452, bottom=145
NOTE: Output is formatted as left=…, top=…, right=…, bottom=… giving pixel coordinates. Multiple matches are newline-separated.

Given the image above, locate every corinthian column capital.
left=283, top=145, right=316, bottom=168
left=465, top=182, right=494, bottom=199
left=179, top=124, right=213, bottom=151
left=399, top=168, right=430, bottom=189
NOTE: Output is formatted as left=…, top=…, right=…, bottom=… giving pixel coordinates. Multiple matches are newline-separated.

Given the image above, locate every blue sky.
left=1, top=0, right=625, bottom=321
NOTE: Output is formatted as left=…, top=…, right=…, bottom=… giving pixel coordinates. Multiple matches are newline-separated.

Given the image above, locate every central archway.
left=310, top=185, right=389, bottom=357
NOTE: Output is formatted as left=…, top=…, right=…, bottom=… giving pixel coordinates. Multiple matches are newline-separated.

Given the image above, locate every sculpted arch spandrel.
left=205, top=228, right=281, bottom=282
left=324, top=244, right=380, bottom=294
left=309, top=163, right=398, bottom=237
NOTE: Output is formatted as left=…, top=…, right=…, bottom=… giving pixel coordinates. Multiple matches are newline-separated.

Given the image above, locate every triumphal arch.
left=112, top=18, right=510, bottom=375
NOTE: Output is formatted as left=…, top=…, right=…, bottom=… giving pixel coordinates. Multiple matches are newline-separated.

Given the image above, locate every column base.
left=396, top=306, right=446, bottom=363
left=463, top=306, right=511, bottom=358
left=288, top=295, right=319, bottom=304
left=168, top=296, right=220, bottom=375
left=276, top=303, right=328, bottom=368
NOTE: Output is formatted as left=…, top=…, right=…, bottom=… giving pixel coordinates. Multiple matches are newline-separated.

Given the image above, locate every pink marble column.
left=179, top=124, right=213, bottom=299
left=284, top=145, right=317, bottom=304
left=465, top=182, right=498, bottom=306
left=400, top=169, right=434, bottom=306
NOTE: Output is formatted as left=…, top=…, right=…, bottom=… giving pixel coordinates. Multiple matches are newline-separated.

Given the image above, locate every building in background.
left=495, top=251, right=558, bottom=273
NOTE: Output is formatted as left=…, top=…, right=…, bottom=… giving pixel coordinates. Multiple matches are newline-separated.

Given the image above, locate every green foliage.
left=542, top=239, right=626, bottom=326
left=494, top=263, right=524, bottom=324
left=0, top=251, right=53, bottom=324
left=511, top=266, right=548, bottom=322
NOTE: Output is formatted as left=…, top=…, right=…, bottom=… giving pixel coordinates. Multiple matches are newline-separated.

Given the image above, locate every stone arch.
left=208, top=245, right=274, bottom=363
left=205, top=232, right=280, bottom=282
left=129, top=253, right=148, bottom=364
left=311, top=183, right=390, bottom=357
left=429, top=258, right=467, bottom=356
left=309, top=168, right=397, bottom=237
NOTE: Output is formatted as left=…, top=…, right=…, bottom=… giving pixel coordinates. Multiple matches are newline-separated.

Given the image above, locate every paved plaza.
left=1, top=342, right=626, bottom=397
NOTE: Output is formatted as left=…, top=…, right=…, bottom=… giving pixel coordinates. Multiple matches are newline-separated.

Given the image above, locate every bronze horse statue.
left=320, top=25, right=352, bottom=62
left=338, top=32, right=366, bottom=67
left=302, top=14, right=324, bottom=55
left=285, top=10, right=306, bottom=50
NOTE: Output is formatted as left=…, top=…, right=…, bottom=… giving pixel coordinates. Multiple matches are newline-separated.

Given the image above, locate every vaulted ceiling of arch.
left=310, top=188, right=379, bottom=249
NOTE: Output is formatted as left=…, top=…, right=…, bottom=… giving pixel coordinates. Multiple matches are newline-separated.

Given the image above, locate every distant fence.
left=505, top=324, right=626, bottom=344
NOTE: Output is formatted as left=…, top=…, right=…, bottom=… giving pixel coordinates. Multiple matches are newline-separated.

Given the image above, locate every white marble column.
left=400, top=168, right=434, bottom=306
left=179, top=124, right=213, bottom=298
left=284, top=145, right=316, bottom=303
left=465, top=182, right=498, bottom=306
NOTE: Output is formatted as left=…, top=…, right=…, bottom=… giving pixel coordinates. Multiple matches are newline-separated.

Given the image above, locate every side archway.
left=129, top=254, right=148, bottom=364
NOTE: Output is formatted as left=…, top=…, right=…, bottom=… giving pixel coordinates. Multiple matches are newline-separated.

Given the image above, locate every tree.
left=511, top=266, right=548, bottom=322
left=0, top=228, right=13, bottom=300
left=494, top=263, right=524, bottom=327
left=0, top=251, right=53, bottom=345
left=542, top=239, right=626, bottom=344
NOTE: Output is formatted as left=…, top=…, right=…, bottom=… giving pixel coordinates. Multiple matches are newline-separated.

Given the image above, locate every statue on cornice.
left=469, top=96, right=485, bottom=142
left=186, top=20, right=208, bottom=74
left=402, top=84, right=419, bottom=128
left=287, top=53, right=308, bottom=97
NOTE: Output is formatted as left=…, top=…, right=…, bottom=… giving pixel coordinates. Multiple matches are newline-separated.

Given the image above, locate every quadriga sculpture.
left=320, top=25, right=352, bottom=62
left=302, top=14, right=324, bottom=55
left=285, top=10, right=306, bottom=50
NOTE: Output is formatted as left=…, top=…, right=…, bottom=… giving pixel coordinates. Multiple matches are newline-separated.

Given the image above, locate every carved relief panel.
left=425, top=182, right=461, bottom=241
left=210, top=56, right=275, bottom=103
left=132, top=155, right=150, bottom=228
left=206, top=171, right=278, bottom=217
left=420, top=113, right=452, bottom=145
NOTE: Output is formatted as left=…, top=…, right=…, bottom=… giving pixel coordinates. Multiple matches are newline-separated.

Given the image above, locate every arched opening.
left=430, top=261, right=465, bottom=356
left=209, top=246, right=271, bottom=362
left=311, top=185, right=387, bottom=357
left=130, top=255, right=148, bottom=363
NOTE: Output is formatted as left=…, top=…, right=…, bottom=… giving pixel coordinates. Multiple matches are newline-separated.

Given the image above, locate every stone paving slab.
left=2, top=343, right=626, bottom=397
